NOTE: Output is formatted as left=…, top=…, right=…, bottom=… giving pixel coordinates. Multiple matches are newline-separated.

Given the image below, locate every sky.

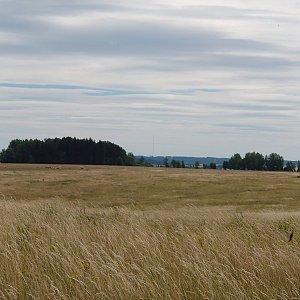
left=0, top=0, right=300, bottom=159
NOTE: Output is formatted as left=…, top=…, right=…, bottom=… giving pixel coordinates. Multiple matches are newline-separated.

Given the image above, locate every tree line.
left=0, top=137, right=132, bottom=165
left=223, top=152, right=300, bottom=172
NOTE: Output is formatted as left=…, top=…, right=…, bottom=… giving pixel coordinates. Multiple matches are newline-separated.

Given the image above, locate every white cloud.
left=0, top=0, right=300, bottom=159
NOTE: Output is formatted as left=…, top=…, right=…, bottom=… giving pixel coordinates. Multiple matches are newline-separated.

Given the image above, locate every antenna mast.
left=152, top=136, right=154, bottom=157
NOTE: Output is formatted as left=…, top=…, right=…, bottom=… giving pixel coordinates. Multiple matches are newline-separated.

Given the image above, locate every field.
left=1, top=164, right=300, bottom=299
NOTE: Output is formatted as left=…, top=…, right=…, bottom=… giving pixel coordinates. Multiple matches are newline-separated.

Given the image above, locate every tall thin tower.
left=152, top=136, right=155, bottom=157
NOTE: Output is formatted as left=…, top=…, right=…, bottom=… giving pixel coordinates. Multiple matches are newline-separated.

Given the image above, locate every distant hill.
left=135, top=155, right=228, bottom=166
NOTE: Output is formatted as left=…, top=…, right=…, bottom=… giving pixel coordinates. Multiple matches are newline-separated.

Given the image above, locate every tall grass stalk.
left=0, top=200, right=299, bottom=299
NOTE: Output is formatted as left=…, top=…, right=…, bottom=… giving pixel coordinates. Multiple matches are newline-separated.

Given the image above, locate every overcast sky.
left=0, top=0, right=299, bottom=159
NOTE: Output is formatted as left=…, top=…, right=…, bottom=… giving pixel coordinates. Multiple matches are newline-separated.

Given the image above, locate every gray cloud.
left=219, top=123, right=290, bottom=133
left=0, top=1, right=279, bottom=59
left=0, top=0, right=300, bottom=158
left=0, top=18, right=273, bottom=57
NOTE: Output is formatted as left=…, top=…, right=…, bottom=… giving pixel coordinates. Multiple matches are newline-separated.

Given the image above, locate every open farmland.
left=1, top=164, right=300, bottom=299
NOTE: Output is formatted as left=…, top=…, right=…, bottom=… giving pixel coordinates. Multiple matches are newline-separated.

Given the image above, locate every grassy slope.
left=0, top=164, right=300, bottom=299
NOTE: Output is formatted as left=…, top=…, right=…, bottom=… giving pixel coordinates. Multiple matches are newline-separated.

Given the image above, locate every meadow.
left=0, top=164, right=300, bottom=299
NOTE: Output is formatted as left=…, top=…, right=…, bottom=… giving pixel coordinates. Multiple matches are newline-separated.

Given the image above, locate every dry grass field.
left=1, top=164, right=300, bottom=299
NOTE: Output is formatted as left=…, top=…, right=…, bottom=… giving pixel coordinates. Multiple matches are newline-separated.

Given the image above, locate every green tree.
left=223, top=161, right=229, bottom=170
left=181, top=160, right=185, bottom=168
left=228, top=153, right=243, bottom=170
left=265, top=153, right=284, bottom=171
left=243, top=152, right=265, bottom=170
left=163, top=157, right=169, bottom=168
left=284, top=161, right=296, bottom=172
left=298, top=161, right=300, bottom=172
left=210, top=162, right=217, bottom=169
left=0, top=137, right=128, bottom=165
left=171, top=159, right=176, bottom=168
left=171, top=160, right=181, bottom=168
left=195, top=161, right=200, bottom=169
left=126, top=152, right=136, bottom=166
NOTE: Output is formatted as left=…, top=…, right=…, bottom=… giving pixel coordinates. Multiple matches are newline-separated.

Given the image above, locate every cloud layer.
left=0, top=0, right=300, bottom=158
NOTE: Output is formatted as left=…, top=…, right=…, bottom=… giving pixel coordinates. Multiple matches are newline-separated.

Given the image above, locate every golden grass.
left=1, top=164, right=300, bottom=209
left=1, top=164, right=300, bottom=299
